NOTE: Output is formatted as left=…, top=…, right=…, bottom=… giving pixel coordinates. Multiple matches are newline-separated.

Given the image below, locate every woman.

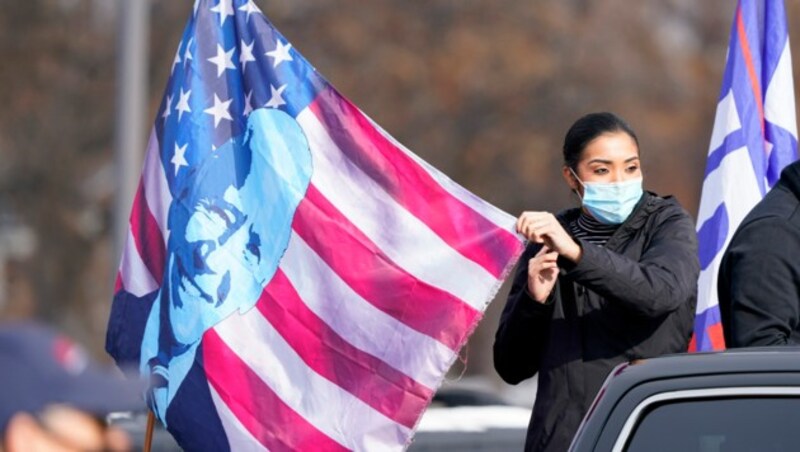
left=494, top=112, right=698, bottom=452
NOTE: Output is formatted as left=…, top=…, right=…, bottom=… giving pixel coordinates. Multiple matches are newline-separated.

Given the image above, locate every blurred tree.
left=1, top=1, right=798, bottom=385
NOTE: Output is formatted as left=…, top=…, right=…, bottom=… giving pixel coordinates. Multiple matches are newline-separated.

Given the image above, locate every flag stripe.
left=309, top=88, right=519, bottom=279
left=142, top=129, right=172, bottom=243
left=764, top=42, right=798, bottom=140
left=366, top=115, right=517, bottom=232
left=693, top=306, right=724, bottom=352
left=212, top=303, right=411, bottom=451
left=204, top=329, right=348, bottom=452
left=279, top=231, right=453, bottom=390
left=258, top=268, right=434, bottom=428
left=114, top=272, right=122, bottom=293
left=118, top=229, right=159, bottom=297
left=297, top=109, right=500, bottom=309
left=294, top=184, right=481, bottom=351
left=736, top=7, right=766, bottom=137
left=208, top=385, right=269, bottom=452
left=129, top=179, right=166, bottom=285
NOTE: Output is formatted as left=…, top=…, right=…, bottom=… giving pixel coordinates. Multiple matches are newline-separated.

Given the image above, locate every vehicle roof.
left=609, top=347, right=800, bottom=387
left=570, top=348, right=800, bottom=451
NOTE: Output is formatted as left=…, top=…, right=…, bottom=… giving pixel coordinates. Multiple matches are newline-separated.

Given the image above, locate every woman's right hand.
left=527, top=246, right=559, bottom=303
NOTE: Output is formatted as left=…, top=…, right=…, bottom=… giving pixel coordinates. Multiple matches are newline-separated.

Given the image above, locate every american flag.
left=692, top=0, right=797, bottom=352
left=105, top=0, right=524, bottom=449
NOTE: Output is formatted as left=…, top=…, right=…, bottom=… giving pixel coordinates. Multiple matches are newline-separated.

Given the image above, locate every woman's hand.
left=517, top=211, right=582, bottom=262
left=527, top=246, right=559, bottom=303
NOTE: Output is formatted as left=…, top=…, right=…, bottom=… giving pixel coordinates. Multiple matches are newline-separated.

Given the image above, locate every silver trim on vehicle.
left=611, top=386, right=800, bottom=452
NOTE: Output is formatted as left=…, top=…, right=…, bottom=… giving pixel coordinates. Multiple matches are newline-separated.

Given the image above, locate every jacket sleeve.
left=493, top=244, right=555, bottom=385
left=563, top=205, right=699, bottom=318
left=720, top=218, right=800, bottom=347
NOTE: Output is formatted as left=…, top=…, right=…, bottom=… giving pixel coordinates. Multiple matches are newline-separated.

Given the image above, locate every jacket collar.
left=557, top=191, right=658, bottom=250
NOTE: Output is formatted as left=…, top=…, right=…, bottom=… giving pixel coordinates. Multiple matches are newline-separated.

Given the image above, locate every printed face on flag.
left=144, top=109, right=313, bottom=419
left=166, top=109, right=311, bottom=346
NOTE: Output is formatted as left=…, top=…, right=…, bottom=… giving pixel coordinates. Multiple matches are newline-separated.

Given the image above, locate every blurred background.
left=0, top=0, right=798, bottom=406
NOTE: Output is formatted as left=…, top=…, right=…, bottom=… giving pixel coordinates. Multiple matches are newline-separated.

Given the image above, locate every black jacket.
left=719, top=161, right=800, bottom=347
left=493, top=192, right=699, bottom=452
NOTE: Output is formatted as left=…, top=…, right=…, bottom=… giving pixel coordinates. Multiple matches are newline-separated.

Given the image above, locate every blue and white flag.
left=693, top=0, right=797, bottom=351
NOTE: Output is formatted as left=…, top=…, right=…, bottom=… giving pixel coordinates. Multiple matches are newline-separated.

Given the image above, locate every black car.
left=570, top=348, right=800, bottom=452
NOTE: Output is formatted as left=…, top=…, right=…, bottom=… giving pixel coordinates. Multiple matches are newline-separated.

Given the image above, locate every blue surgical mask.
left=570, top=169, right=643, bottom=224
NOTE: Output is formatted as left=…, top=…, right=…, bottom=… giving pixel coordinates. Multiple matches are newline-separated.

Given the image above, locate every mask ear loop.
left=568, top=167, right=584, bottom=204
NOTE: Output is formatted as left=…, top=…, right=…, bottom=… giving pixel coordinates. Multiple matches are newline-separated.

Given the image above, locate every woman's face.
left=563, top=131, right=641, bottom=196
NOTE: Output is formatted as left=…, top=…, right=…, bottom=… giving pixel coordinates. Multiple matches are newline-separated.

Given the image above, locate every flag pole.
left=113, top=0, right=150, bottom=265
left=144, top=411, right=156, bottom=452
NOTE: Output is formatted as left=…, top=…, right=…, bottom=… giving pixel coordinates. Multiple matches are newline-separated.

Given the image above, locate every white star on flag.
left=171, top=48, right=181, bottom=73
left=265, top=84, right=287, bottom=109
left=210, top=0, right=234, bottom=26
left=175, top=88, right=192, bottom=121
left=239, top=40, right=256, bottom=73
left=184, top=38, right=194, bottom=67
left=238, top=0, right=262, bottom=22
left=162, top=94, right=173, bottom=120
left=171, top=142, right=189, bottom=176
left=266, top=40, right=293, bottom=68
left=204, top=93, right=233, bottom=127
left=208, top=44, right=236, bottom=78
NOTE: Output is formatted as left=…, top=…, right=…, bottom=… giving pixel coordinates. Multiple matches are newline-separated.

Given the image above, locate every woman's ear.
left=562, top=166, right=579, bottom=191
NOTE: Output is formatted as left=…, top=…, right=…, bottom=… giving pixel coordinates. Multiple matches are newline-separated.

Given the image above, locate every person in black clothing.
left=719, top=160, right=800, bottom=347
left=494, top=112, right=699, bottom=452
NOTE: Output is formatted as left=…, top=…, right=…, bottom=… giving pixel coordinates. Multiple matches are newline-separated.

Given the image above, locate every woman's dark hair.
left=563, top=112, right=639, bottom=170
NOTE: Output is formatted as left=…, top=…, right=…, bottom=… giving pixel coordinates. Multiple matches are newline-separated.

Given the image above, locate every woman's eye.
left=593, top=168, right=608, bottom=175
left=626, top=165, right=639, bottom=173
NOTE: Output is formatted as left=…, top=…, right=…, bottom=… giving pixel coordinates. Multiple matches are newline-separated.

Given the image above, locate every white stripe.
left=696, top=147, right=762, bottom=234
left=764, top=41, right=798, bottom=140
left=142, top=129, right=172, bottom=244
left=364, top=111, right=519, bottom=232
left=214, top=307, right=410, bottom=452
left=697, top=257, right=722, bottom=314
left=708, top=90, right=741, bottom=154
left=296, top=109, right=498, bottom=309
left=695, top=147, right=763, bottom=314
left=118, top=229, right=158, bottom=297
left=281, top=231, right=451, bottom=390
left=208, top=384, right=270, bottom=452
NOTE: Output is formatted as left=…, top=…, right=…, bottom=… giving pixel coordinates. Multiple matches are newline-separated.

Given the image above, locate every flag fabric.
left=692, top=0, right=797, bottom=352
left=105, top=0, right=524, bottom=450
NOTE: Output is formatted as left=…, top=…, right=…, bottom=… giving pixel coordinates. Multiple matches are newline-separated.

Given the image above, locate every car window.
left=625, top=397, right=800, bottom=452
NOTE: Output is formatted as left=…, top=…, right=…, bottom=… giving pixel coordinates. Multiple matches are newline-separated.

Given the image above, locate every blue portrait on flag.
left=141, top=108, right=312, bottom=422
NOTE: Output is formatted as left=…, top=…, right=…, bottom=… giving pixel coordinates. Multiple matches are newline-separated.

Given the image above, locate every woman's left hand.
left=516, top=211, right=583, bottom=263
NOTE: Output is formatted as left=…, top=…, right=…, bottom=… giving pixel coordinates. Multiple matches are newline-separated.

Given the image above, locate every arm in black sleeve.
left=563, top=205, right=699, bottom=318
left=493, top=244, right=555, bottom=385
left=719, top=218, right=800, bottom=347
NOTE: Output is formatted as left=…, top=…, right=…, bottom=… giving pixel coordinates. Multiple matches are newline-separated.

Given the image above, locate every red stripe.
left=688, top=324, right=727, bottom=353
left=707, top=322, right=727, bottom=351
left=114, top=272, right=123, bottom=293
left=309, top=88, right=519, bottom=278
left=129, top=179, right=166, bottom=285
left=258, top=269, right=434, bottom=428
left=293, top=184, right=481, bottom=351
left=203, top=329, right=349, bottom=452
left=736, top=7, right=766, bottom=138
